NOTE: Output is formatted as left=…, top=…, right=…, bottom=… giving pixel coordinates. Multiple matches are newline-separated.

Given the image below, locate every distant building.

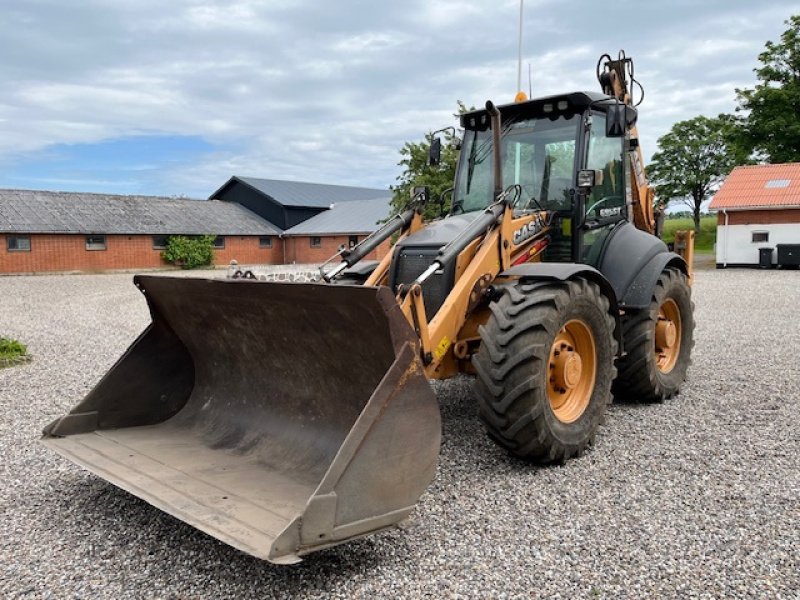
left=0, top=189, right=280, bottom=274
left=210, top=176, right=388, bottom=230
left=1, top=178, right=394, bottom=274
left=282, top=197, right=393, bottom=264
left=709, top=164, right=800, bottom=268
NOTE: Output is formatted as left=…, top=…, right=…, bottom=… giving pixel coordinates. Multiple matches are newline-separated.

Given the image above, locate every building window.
left=85, top=235, right=107, bottom=251
left=348, top=235, right=359, bottom=248
left=752, top=232, right=769, bottom=243
left=6, top=235, right=31, bottom=252
left=213, top=235, right=225, bottom=249
left=259, top=236, right=273, bottom=248
left=310, top=236, right=321, bottom=248
left=152, top=235, right=169, bottom=249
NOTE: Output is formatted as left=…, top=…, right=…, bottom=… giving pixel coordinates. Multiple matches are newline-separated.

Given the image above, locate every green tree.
left=390, top=102, right=472, bottom=220
left=735, top=15, right=800, bottom=163
left=648, top=115, right=740, bottom=233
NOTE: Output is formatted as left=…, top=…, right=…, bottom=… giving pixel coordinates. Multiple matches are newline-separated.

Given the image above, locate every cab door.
left=579, top=113, right=627, bottom=266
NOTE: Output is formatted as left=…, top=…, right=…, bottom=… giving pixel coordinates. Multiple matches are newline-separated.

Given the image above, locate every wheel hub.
left=655, top=319, right=677, bottom=349
left=553, top=350, right=583, bottom=391
left=655, top=298, right=682, bottom=374
left=547, top=319, right=596, bottom=423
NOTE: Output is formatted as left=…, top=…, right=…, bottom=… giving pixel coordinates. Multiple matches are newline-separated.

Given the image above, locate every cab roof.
left=460, top=91, right=617, bottom=130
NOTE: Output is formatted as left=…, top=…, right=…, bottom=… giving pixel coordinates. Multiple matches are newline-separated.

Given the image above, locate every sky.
left=0, top=0, right=796, bottom=199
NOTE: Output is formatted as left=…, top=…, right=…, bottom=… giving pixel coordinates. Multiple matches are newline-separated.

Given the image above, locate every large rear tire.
left=613, top=268, right=694, bottom=403
left=473, top=278, right=617, bottom=463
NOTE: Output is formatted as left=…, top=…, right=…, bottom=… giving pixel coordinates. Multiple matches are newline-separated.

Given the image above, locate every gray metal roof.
left=0, top=189, right=281, bottom=235
left=214, top=176, right=388, bottom=208
left=283, top=197, right=392, bottom=236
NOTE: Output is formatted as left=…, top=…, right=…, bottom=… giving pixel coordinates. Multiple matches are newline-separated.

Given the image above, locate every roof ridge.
left=237, top=176, right=386, bottom=191
left=0, top=188, right=206, bottom=203
left=732, top=163, right=800, bottom=170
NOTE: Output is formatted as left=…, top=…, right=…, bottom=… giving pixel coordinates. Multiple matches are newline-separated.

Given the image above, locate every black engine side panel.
left=389, top=215, right=475, bottom=319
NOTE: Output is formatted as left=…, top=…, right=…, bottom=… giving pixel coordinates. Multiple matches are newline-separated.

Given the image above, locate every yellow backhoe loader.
left=43, top=52, right=695, bottom=564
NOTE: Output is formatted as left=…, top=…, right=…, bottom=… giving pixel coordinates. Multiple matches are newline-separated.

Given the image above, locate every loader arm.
left=364, top=209, right=426, bottom=286
left=398, top=202, right=551, bottom=378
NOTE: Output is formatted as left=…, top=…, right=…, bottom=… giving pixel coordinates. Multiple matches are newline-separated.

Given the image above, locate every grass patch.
left=0, top=337, right=30, bottom=368
left=662, top=216, right=716, bottom=254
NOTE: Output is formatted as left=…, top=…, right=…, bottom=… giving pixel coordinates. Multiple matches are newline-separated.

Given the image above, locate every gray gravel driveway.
left=0, top=269, right=798, bottom=599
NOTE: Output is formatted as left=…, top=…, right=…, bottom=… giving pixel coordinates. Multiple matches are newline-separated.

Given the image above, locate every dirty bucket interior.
left=43, top=275, right=440, bottom=563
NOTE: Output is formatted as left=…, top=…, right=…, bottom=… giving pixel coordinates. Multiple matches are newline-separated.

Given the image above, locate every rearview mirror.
left=428, top=137, right=442, bottom=166
left=606, top=104, right=626, bottom=137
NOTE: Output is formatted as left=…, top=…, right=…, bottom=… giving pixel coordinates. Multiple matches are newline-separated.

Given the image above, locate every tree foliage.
left=648, top=115, right=741, bottom=232
left=390, top=102, right=472, bottom=220
left=735, top=15, right=800, bottom=163
left=161, top=235, right=216, bottom=269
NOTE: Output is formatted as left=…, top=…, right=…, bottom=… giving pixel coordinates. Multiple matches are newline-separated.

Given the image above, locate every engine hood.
left=396, top=213, right=477, bottom=249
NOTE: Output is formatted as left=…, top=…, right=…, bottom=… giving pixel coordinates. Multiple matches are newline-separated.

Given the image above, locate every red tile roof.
left=709, top=163, right=800, bottom=210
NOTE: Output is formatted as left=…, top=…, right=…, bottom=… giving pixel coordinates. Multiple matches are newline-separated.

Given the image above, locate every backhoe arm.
left=598, top=52, right=656, bottom=235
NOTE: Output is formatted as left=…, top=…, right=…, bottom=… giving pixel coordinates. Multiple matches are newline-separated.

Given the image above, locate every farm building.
left=1, top=178, right=393, bottom=274
left=210, top=176, right=388, bottom=230
left=710, top=163, right=800, bottom=268
left=0, top=189, right=280, bottom=274
left=210, top=176, right=392, bottom=265
left=282, top=197, right=393, bottom=264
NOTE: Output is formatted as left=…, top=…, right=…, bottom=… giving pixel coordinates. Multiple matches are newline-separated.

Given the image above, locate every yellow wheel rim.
left=547, top=319, right=596, bottom=423
left=655, top=298, right=681, bottom=374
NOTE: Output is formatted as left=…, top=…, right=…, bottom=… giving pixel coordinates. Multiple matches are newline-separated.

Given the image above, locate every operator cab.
left=453, top=92, right=638, bottom=264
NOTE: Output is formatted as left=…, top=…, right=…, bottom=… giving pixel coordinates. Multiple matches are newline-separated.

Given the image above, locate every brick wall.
left=717, top=208, right=800, bottom=225
left=283, top=235, right=391, bottom=264
left=214, top=235, right=281, bottom=266
left=1, top=234, right=281, bottom=274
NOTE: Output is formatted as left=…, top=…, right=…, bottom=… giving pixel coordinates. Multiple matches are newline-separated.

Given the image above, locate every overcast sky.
left=0, top=0, right=796, bottom=198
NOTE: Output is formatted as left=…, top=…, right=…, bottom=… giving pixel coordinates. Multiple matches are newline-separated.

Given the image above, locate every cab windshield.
left=453, top=113, right=580, bottom=214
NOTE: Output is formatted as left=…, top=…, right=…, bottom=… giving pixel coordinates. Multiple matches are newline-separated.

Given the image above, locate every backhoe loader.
left=43, top=52, right=695, bottom=564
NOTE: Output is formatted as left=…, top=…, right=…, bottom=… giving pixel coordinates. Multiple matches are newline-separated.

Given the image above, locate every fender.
left=498, top=263, right=622, bottom=353
left=621, top=252, right=687, bottom=309
left=596, top=222, right=687, bottom=310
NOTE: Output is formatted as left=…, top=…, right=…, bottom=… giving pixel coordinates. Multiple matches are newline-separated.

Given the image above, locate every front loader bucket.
left=42, top=275, right=440, bottom=564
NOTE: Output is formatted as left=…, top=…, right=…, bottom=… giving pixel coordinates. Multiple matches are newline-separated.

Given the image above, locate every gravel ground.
left=0, top=269, right=798, bottom=599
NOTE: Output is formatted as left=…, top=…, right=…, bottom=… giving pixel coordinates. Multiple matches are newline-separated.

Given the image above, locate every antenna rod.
left=517, top=0, right=524, bottom=92
left=528, top=62, right=532, bottom=97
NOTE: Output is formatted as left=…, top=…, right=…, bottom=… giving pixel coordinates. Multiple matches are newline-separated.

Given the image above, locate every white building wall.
left=716, top=223, right=800, bottom=266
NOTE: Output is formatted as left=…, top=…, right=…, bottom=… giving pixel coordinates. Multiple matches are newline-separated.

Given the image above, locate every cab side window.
left=585, top=115, right=624, bottom=219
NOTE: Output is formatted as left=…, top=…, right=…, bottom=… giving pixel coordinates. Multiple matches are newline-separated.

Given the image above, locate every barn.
left=210, top=176, right=388, bottom=230
left=0, top=189, right=280, bottom=274
left=1, top=178, right=394, bottom=274
left=710, top=163, right=800, bottom=268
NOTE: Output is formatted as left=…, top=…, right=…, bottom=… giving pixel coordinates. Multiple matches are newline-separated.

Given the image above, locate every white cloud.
left=0, top=0, right=797, bottom=196
left=332, top=31, right=414, bottom=54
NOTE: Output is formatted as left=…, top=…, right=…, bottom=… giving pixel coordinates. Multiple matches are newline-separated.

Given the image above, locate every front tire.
left=613, top=268, right=694, bottom=403
left=473, top=278, right=617, bottom=463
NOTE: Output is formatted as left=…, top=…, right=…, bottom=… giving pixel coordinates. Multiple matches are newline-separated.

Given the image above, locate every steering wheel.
left=585, top=196, right=623, bottom=217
